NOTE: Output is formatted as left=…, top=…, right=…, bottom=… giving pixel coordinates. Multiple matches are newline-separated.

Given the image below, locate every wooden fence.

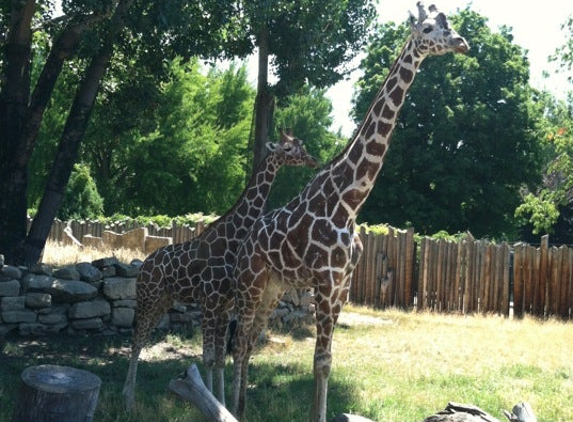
left=40, top=218, right=206, bottom=245
left=513, top=237, right=573, bottom=319
left=42, top=219, right=573, bottom=319
left=349, top=229, right=572, bottom=320
left=350, top=226, right=416, bottom=309
left=417, top=234, right=511, bottom=315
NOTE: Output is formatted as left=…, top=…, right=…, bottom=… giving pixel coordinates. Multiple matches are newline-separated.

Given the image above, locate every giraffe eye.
left=423, top=26, right=433, bottom=34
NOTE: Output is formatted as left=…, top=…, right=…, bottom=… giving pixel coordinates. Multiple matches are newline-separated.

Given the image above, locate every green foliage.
left=549, top=15, right=573, bottom=85
left=243, top=0, right=376, bottom=97
left=58, top=164, right=104, bottom=220
left=357, top=223, right=390, bottom=235
left=515, top=193, right=560, bottom=235
left=84, top=59, right=255, bottom=216
left=516, top=94, right=573, bottom=240
left=91, top=213, right=218, bottom=229
left=427, top=230, right=470, bottom=242
left=353, top=7, right=544, bottom=238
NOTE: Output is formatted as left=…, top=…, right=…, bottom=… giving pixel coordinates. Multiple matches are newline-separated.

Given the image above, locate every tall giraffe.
left=122, top=130, right=317, bottom=410
left=231, top=3, right=469, bottom=421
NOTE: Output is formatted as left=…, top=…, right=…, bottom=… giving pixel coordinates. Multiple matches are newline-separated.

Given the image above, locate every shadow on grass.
left=244, top=359, right=361, bottom=422
left=1, top=330, right=206, bottom=422
left=1, top=330, right=363, bottom=422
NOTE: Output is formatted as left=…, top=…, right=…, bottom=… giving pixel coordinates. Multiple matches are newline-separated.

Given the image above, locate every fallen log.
left=422, top=401, right=538, bottom=422
left=503, top=402, right=538, bottom=422
left=422, top=402, right=500, bottom=422
left=167, top=364, right=237, bottom=422
left=168, top=366, right=374, bottom=422
left=331, top=414, right=377, bottom=422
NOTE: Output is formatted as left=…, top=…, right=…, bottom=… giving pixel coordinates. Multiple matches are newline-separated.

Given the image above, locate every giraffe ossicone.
left=122, top=129, right=317, bottom=410
left=230, top=3, right=469, bottom=422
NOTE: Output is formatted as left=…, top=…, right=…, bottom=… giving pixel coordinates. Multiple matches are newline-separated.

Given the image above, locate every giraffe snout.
left=306, top=155, right=319, bottom=169
left=453, top=36, right=470, bottom=53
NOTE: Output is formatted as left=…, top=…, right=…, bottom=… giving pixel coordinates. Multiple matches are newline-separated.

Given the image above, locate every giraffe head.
left=266, top=128, right=318, bottom=169
left=409, top=2, right=469, bottom=56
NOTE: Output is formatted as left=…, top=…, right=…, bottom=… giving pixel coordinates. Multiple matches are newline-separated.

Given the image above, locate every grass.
left=2, top=307, right=573, bottom=422
left=1, top=243, right=572, bottom=421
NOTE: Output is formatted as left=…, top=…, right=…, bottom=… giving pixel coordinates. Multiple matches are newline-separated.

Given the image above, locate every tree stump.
left=12, top=364, right=101, bottom=422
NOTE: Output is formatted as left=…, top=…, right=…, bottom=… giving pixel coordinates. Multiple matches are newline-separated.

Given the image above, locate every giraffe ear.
left=280, top=128, right=293, bottom=140
left=266, top=142, right=278, bottom=152
left=408, top=10, right=416, bottom=27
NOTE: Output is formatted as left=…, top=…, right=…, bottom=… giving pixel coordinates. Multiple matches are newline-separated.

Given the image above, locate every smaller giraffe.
left=122, top=130, right=317, bottom=410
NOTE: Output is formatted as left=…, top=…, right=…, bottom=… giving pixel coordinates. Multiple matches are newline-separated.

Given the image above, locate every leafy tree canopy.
left=242, top=0, right=376, bottom=97
left=90, top=59, right=256, bottom=216
left=0, top=0, right=255, bottom=264
left=515, top=95, right=573, bottom=242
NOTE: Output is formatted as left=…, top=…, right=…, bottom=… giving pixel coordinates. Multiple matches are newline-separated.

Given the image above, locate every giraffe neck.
left=217, top=153, right=283, bottom=232
left=304, top=38, right=425, bottom=222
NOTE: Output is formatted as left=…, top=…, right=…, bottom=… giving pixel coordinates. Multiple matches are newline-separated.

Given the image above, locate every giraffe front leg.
left=311, top=282, right=350, bottom=422
left=232, top=304, right=260, bottom=420
left=231, top=316, right=253, bottom=419
left=123, top=343, right=142, bottom=412
left=231, top=270, right=269, bottom=419
left=213, top=308, right=232, bottom=406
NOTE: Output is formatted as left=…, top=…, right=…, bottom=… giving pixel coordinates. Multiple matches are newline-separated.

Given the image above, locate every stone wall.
left=0, top=255, right=315, bottom=337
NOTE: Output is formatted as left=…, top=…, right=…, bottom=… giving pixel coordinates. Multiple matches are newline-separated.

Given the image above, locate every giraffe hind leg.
left=123, top=292, right=172, bottom=410
left=233, top=276, right=285, bottom=419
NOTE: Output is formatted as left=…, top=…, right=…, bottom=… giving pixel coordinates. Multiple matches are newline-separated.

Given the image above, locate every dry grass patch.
left=41, top=240, right=146, bottom=267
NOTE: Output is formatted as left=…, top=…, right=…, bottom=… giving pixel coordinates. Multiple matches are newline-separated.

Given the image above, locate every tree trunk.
left=12, top=365, right=101, bottom=422
left=0, top=3, right=110, bottom=265
left=11, top=24, right=90, bottom=265
left=22, top=0, right=134, bottom=266
left=0, top=0, right=34, bottom=264
left=252, top=23, right=274, bottom=176
left=23, top=51, right=108, bottom=265
left=19, top=19, right=92, bottom=166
